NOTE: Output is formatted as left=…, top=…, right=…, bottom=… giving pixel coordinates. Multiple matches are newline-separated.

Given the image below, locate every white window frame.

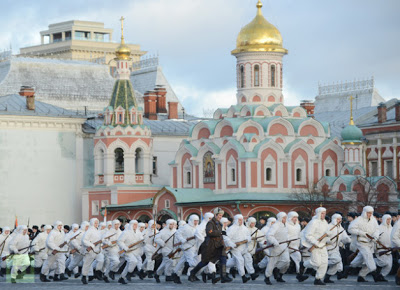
left=92, top=200, right=100, bottom=216
left=264, top=155, right=276, bottom=185
left=227, top=155, right=237, bottom=185
left=183, top=159, right=192, bottom=188
left=384, top=160, right=393, bottom=179
left=323, top=156, right=335, bottom=177
left=294, top=155, right=306, bottom=185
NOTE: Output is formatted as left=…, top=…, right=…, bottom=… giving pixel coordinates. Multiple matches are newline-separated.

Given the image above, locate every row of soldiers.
left=1, top=206, right=400, bottom=285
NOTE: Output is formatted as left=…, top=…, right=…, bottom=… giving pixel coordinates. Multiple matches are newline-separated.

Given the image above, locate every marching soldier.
left=142, top=219, right=158, bottom=278
left=81, top=218, right=102, bottom=284
left=154, top=219, right=177, bottom=283
left=0, top=226, right=11, bottom=277
left=300, top=207, right=332, bottom=285
left=103, top=219, right=122, bottom=282
left=31, top=224, right=52, bottom=274
left=8, top=225, right=31, bottom=283
left=325, top=214, right=351, bottom=282
left=264, top=212, right=290, bottom=285
left=374, top=214, right=392, bottom=282
left=348, top=206, right=379, bottom=282
left=41, top=221, right=68, bottom=282
left=65, top=221, right=89, bottom=278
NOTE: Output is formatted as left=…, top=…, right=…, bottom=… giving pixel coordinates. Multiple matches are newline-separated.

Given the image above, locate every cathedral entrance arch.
left=252, top=211, right=276, bottom=221
left=157, top=209, right=177, bottom=223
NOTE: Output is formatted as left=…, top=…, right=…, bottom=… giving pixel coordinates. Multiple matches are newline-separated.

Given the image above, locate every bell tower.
left=232, top=0, right=288, bottom=106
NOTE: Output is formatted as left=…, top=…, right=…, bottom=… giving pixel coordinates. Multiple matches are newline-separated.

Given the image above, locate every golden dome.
left=115, top=16, right=132, bottom=60
left=232, top=0, right=287, bottom=55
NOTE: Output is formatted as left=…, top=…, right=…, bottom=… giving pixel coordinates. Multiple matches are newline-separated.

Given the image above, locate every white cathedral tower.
left=231, top=0, right=288, bottom=106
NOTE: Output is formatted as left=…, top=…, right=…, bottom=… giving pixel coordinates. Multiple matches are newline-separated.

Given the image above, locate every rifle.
left=173, top=236, right=195, bottom=247
left=330, top=230, right=345, bottom=241
left=102, top=240, right=117, bottom=249
left=30, top=247, right=45, bottom=255
left=309, top=222, right=340, bottom=252
left=255, top=238, right=299, bottom=253
left=252, top=236, right=265, bottom=241
left=118, top=239, right=144, bottom=255
left=378, top=246, right=400, bottom=256
left=251, top=228, right=259, bottom=237
left=52, top=232, right=81, bottom=255
left=347, top=249, right=359, bottom=263
left=366, top=234, right=390, bottom=251
left=87, top=233, right=115, bottom=252
left=151, top=232, right=175, bottom=260
left=167, top=248, right=182, bottom=259
left=2, top=245, right=32, bottom=261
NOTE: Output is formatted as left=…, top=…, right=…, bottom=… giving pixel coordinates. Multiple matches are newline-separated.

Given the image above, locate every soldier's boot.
left=211, top=272, right=221, bottom=284
left=11, top=278, right=17, bottom=283
left=182, top=262, right=190, bottom=275
left=242, top=275, right=250, bottom=283
left=229, top=267, right=236, bottom=278
left=338, top=265, right=350, bottom=280
left=154, top=274, right=160, bottom=283
left=276, top=273, right=286, bottom=283
left=88, top=276, right=95, bottom=281
left=65, top=268, right=72, bottom=277
left=188, top=263, right=203, bottom=282
left=372, top=266, right=382, bottom=282
left=220, top=265, right=232, bottom=283
left=147, top=271, right=154, bottom=278
left=272, top=268, right=279, bottom=280
left=296, top=273, right=309, bottom=282
left=253, top=264, right=261, bottom=274
left=264, top=276, right=272, bottom=285
left=118, top=277, right=127, bottom=284
left=250, top=272, right=259, bottom=280
left=138, top=269, right=146, bottom=280
left=314, top=278, right=326, bottom=285
left=323, top=274, right=334, bottom=283
left=172, top=273, right=182, bottom=284
left=126, top=272, right=132, bottom=282
left=40, top=273, right=51, bottom=282
left=103, top=275, right=110, bottom=283
left=94, top=270, right=103, bottom=281
left=202, top=272, right=207, bottom=283
left=53, top=274, right=60, bottom=281
left=60, top=273, right=68, bottom=281
left=81, top=276, right=88, bottom=285
left=74, top=273, right=81, bottom=279
left=34, top=267, right=41, bottom=275
left=357, top=276, right=368, bottom=282
left=165, top=275, right=173, bottom=282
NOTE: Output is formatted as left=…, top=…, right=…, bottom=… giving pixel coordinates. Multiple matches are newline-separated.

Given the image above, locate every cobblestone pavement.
left=0, top=274, right=398, bottom=290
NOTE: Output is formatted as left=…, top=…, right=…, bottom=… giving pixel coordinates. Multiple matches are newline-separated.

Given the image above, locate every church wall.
left=0, top=128, right=82, bottom=226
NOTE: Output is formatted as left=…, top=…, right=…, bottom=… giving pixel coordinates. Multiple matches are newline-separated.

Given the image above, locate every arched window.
left=135, top=148, right=143, bottom=173
left=240, top=66, right=245, bottom=88
left=114, top=148, right=124, bottom=173
left=231, top=168, right=236, bottom=182
left=254, top=65, right=260, bottom=87
left=99, top=149, right=104, bottom=175
left=119, top=114, right=122, bottom=123
left=186, top=171, right=191, bottom=185
left=296, top=168, right=302, bottom=182
left=325, top=169, right=331, bottom=176
left=266, top=168, right=272, bottom=181
left=271, top=65, right=276, bottom=87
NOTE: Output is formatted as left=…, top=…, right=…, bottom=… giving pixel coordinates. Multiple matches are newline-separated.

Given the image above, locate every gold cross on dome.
left=349, top=95, right=354, bottom=125
left=120, top=16, right=125, bottom=42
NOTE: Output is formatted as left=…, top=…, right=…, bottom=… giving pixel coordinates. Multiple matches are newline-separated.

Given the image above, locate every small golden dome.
left=115, top=42, right=131, bottom=60
left=232, top=0, right=287, bottom=55
left=115, top=16, right=131, bottom=60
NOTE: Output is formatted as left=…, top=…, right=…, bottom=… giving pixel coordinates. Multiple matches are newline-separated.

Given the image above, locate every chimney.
left=300, top=100, right=315, bottom=118
left=19, top=86, right=35, bottom=110
left=143, top=91, right=158, bottom=120
left=395, top=101, right=400, bottom=122
left=377, top=102, right=387, bottom=123
left=154, top=86, right=167, bottom=113
left=168, top=102, right=178, bottom=119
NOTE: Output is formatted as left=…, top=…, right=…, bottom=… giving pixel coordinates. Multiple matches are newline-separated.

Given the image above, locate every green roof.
left=284, top=139, right=302, bottom=153
left=341, top=124, right=363, bottom=143
left=109, top=80, right=138, bottom=126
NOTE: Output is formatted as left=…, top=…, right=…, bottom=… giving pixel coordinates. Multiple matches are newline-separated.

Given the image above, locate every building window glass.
left=165, top=199, right=170, bottom=209
left=325, top=169, right=331, bottom=176
left=254, top=65, right=260, bottom=87
left=183, top=159, right=192, bottom=188
left=240, top=66, right=245, bottom=88
left=91, top=200, right=99, bottom=216
left=135, top=148, right=143, bottom=173
left=271, top=65, right=276, bottom=87
left=385, top=160, right=393, bottom=178
left=186, top=171, right=191, bottom=185
left=371, top=161, right=378, bottom=176
left=231, top=168, right=236, bottom=182
left=152, top=156, right=157, bottom=175
left=227, top=156, right=237, bottom=185
left=114, top=148, right=124, bottom=173
left=296, top=168, right=302, bottom=182
left=266, top=168, right=272, bottom=181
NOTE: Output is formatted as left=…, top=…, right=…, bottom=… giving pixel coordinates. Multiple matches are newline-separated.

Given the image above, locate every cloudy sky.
left=1, top=0, right=399, bottom=116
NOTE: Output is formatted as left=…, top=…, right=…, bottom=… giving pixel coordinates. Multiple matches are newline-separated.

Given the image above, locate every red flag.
left=14, top=216, right=18, bottom=229
left=104, top=207, right=107, bottom=223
